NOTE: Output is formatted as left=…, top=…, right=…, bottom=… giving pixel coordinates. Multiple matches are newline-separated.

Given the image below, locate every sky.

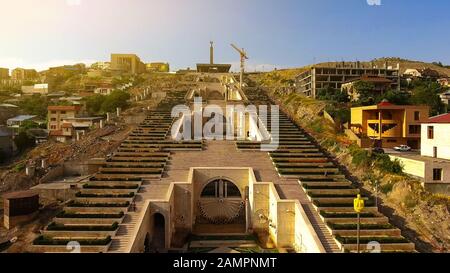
left=0, top=0, right=449, bottom=72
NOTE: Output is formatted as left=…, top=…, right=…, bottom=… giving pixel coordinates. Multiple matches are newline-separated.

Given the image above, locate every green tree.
left=18, top=94, right=49, bottom=119
left=85, top=94, right=105, bottom=115
left=19, top=120, right=40, bottom=132
left=410, top=81, right=446, bottom=115
left=317, top=87, right=349, bottom=103
left=100, top=90, right=131, bottom=113
left=352, top=81, right=379, bottom=105
left=383, top=90, right=411, bottom=105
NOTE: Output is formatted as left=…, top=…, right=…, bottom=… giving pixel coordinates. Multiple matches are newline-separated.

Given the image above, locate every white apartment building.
left=421, top=113, right=450, bottom=160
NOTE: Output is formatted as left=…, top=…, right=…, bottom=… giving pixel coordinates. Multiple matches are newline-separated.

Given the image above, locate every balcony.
left=367, top=120, right=401, bottom=138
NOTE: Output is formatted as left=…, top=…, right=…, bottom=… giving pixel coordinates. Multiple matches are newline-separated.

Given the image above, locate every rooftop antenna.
left=231, top=43, right=249, bottom=89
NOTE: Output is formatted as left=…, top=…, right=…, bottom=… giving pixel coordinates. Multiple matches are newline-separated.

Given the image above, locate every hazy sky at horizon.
left=1, top=0, right=449, bottom=71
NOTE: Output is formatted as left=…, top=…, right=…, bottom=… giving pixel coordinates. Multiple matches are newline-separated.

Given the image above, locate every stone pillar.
left=107, top=113, right=111, bottom=122
left=26, top=166, right=35, bottom=177
left=116, top=107, right=121, bottom=117
left=41, top=159, right=48, bottom=169
left=99, top=119, right=104, bottom=129
left=76, top=131, right=81, bottom=141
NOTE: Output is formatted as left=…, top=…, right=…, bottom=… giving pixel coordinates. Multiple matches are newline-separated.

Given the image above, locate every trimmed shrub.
left=57, top=211, right=124, bottom=219
left=67, top=201, right=130, bottom=207
left=83, top=184, right=139, bottom=190
left=47, top=222, right=119, bottom=231
left=33, top=236, right=112, bottom=246
left=328, top=223, right=394, bottom=230
left=335, top=236, right=408, bottom=244
left=373, top=154, right=403, bottom=174
left=320, top=211, right=375, bottom=218
left=75, top=192, right=135, bottom=198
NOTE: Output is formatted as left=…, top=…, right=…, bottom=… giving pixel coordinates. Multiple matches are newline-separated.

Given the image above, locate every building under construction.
left=296, top=61, right=401, bottom=98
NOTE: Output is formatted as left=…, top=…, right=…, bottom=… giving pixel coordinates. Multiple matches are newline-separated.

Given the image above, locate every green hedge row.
left=320, top=211, right=375, bottom=218
left=57, top=211, right=124, bottom=219
left=47, top=222, right=119, bottom=231
left=33, top=236, right=112, bottom=246
left=83, top=184, right=139, bottom=190
left=328, top=223, right=394, bottom=230
left=336, top=236, right=408, bottom=244
left=75, top=192, right=135, bottom=198
left=67, top=201, right=130, bottom=207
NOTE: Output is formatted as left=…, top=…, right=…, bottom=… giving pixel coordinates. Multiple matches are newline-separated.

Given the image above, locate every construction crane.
left=231, top=43, right=248, bottom=89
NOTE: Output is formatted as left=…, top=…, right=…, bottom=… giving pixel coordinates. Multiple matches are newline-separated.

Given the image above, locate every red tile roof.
left=377, top=99, right=394, bottom=107
left=425, top=113, right=450, bottom=124
left=61, top=123, right=73, bottom=128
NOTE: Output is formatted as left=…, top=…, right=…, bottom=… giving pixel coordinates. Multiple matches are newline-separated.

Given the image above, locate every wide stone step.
left=306, top=188, right=360, bottom=196
left=332, top=229, right=402, bottom=237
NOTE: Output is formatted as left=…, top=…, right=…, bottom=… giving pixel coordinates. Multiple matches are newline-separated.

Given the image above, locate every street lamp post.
left=354, top=194, right=365, bottom=254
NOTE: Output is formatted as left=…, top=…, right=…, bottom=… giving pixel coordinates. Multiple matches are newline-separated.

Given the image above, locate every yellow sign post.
left=354, top=194, right=365, bottom=253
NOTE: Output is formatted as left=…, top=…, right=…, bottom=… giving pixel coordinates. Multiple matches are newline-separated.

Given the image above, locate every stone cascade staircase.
left=238, top=87, right=416, bottom=253
left=32, top=89, right=195, bottom=253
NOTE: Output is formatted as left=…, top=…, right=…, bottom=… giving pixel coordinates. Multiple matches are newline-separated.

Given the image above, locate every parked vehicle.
left=394, top=145, right=412, bottom=152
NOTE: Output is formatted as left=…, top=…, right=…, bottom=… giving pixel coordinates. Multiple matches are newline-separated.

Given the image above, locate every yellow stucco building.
left=110, top=54, right=146, bottom=74
left=350, top=100, right=429, bottom=149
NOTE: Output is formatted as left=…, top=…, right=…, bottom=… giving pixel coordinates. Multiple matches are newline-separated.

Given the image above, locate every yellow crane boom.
left=231, top=43, right=248, bottom=89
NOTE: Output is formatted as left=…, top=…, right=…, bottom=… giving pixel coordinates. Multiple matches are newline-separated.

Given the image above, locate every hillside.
left=261, top=58, right=450, bottom=80
left=246, top=72, right=450, bottom=252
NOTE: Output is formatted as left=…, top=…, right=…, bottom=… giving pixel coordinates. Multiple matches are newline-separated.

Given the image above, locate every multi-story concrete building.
left=296, top=62, right=400, bottom=98
left=48, top=105, right=82, bottom=142
left=47, top=105, right=104, bottom=143
left=94, top=84, right=114, bottom=95
left=91, top=62, right=111, bottom=70
left=110, top=54, right=146, bottom=74
left=0, top=68, right=10, bottom=79
left=349, top=100, right=429, bottom=149
left=22, top=84, right=49, bottom=95
left=11, top=68, right=38, bottom=81
left=47, top=64, right=86, bottom=77
left=146, top=62, right=170, bottom=73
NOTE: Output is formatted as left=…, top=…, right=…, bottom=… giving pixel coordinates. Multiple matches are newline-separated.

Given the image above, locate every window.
left=387, top=139, right=397, bottom=143
left=428, top=126, right=434, bottom=139
left=51, top=111, right=56, bottom=114
left=50, top=125, right=56, bottom=130
left=61, top=111, right=66, bottom=114
left=414, top=111, right=420, bottom=121
left=201, top=179, right=241, bottom=198
left=409, top=125, right=420, bottom=134
left=51, top=118, right=56, bottom=121
left=433, top=168, right=442, bottom=181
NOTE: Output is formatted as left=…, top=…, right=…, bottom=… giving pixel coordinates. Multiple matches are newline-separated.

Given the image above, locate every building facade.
left=146, top=62, right=170, bottom=73
left=296, top=62, right=400, bottom=98
left=11, top=68, right=38, bottom=81
left=22, top=84, right=49, bottom=95
left=349, top=100, right=429, bottom=149
left=48, top=105, right=82, bottom=142
left=110, top=54, right=146, bottom=74
left=421, top=113, right=450, bottom=159
left=0, top=68, right=10, bottom=79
